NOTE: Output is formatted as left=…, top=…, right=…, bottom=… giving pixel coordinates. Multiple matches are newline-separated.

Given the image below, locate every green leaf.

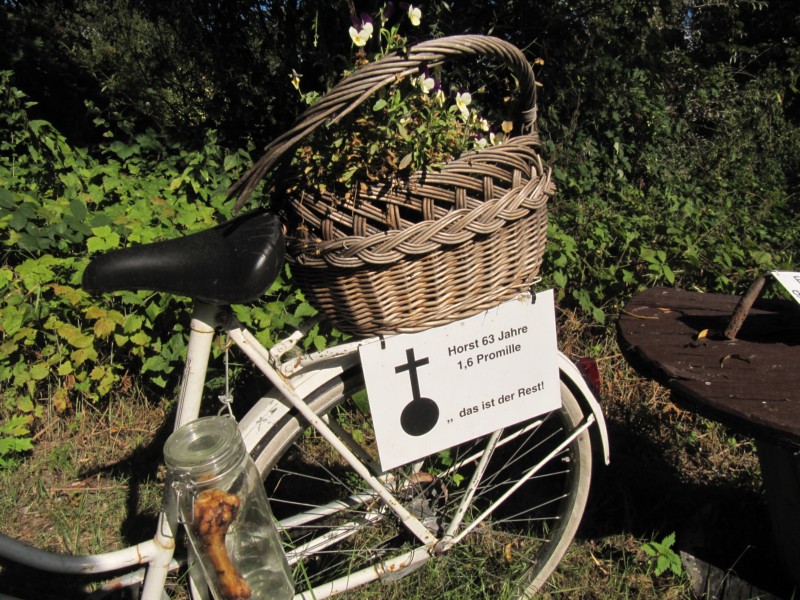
left=57, top=324, right=94, bottom=349
left=17, top=396, right=35, bottom=413
left=17, top=254, right=58, bottom=291
left=223, top=154, right=239, bottom=171
left=109, top=140, right=140, bottom=159
left=57, top=361, right=73, bottom=376
left=312, top=335, right=326, bottom=352
left=373, top=98, right=388, bottom=111
left=0, top=187, right=14, bottom=209
left=9, top=209, right=29, bottom=230
left=2, top=305, right=26, bottom=337
left=655, top=555, right=669, bottom=576
left=29, top=363, right=50, bottom=381
left=93, top=317, right=117, bottom=338
left=0, top=415, right=33, bottom=438
left=142, top=354, right=169, bottom=374
left=85, top=306, right=107, bottom=319
left=144, top=302, right=162, bottom=322
left=293, top=302, right=317, bottom=319
left=123, top=313, right=145, bottom=334
left=70, top=346, right=97, bottom=365
left=87, top=225, right=121, bottom=253
left=129, top=331, right=150, bottom=346
left=0, top=437, right=34, bottom=458
left=69, top=197, right=89, bottom=221
left=51, top=284, right=84, bottom=306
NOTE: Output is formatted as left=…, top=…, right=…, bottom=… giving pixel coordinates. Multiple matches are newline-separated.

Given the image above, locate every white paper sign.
left=359, top=290, right=561, bottom=470
left=772, top=271, right=800, bottom=305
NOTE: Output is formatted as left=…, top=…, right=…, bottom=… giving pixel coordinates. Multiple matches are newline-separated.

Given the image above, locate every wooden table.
left=617, top=286, right=800, bottom=445
left=617, top=286, right=800, bottom=585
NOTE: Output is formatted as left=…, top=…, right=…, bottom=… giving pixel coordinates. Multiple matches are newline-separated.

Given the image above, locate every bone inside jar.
left=164, top=416, right=293, bottom=600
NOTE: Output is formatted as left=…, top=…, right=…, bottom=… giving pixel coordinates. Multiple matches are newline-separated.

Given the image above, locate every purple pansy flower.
left=349, top=13, right=374, bottom=46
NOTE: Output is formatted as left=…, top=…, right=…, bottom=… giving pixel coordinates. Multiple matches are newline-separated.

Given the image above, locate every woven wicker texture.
left=229, top=35, right=554, bottom=335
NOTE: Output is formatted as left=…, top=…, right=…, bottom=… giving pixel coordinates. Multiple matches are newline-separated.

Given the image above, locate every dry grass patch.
left=0, top=392, right=170, bottom=598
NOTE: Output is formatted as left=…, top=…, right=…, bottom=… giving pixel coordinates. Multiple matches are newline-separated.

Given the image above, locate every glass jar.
left=164, top=416, right=294, bottom=600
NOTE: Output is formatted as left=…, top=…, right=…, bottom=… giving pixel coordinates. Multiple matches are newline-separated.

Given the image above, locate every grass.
left=0, top=308, right=795, bottom=599
left=0, top=390, right=171, bottom=598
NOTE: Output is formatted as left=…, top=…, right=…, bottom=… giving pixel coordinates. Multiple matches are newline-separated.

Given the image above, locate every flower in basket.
left=288, top=2, right=517, bottom=213
left=455, top=90, right=472, bottom=119
left=227, top=17, right=552, bottom=336
left=349, top=13, right=374, bottom=47
left=403, top=3, right=422, bottom=26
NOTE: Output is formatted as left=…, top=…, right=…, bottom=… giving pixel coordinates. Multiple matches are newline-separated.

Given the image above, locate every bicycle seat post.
left=174, top=302, right=228, bottom=429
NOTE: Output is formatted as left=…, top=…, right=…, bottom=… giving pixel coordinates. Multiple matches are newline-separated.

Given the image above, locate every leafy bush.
left=3, top=0, right=799, bottom=462
left=0, top=71, right=323, bottom=465
left=0, top=0, right=354, bottom=148
left=541, top=55, right=800, bottom=324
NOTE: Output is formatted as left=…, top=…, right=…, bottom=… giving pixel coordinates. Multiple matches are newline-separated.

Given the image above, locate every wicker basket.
left=228, top=35, right=555, bottom=335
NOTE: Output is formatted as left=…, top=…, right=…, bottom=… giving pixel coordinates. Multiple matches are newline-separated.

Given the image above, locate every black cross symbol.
left=395, top=348, right=438, bottom=437
left=395, top=349, right=429, bottom=402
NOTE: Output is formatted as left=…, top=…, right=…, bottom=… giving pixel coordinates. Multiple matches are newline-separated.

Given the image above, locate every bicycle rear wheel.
left=251, top=368, right=592, bottom=599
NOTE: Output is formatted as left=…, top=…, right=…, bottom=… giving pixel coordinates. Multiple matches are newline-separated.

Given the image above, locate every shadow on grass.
left=576, top=413, right=797, bottom=599
left=0, top=405, right=176, bottom=599
left=0, top=373, right=272, bottom=599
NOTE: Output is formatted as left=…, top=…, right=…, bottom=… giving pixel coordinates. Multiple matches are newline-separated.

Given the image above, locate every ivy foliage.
left=0, top=72, right=325, bottom=465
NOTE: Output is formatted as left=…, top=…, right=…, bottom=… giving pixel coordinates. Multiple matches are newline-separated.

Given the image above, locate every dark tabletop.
left=617, top=287, right=800, bottom=446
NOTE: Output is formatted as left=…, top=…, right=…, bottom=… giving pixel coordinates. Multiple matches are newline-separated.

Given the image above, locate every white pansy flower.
left=455, top=91, right=472, bottom=119
left=349, top=16, right=374, bottom=47
left=418, top=74, right=436, bottom=93
left=407, top=4, right=422, bottom=26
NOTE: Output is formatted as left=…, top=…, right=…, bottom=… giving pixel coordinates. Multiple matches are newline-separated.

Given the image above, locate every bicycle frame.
left=0, top=299, right=610, bottom=600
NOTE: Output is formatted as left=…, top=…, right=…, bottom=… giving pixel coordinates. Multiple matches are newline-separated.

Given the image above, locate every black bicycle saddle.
left=82, top=210, right=285, bottom=305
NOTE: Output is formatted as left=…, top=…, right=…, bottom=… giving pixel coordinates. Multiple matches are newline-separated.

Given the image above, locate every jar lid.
left=163, top=416, right=243, bottom=479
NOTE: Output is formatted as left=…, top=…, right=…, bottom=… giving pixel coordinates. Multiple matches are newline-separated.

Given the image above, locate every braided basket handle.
left=229, top=34, right=538, bottom=210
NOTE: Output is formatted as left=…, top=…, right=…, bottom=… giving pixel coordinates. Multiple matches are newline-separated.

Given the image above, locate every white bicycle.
left=0, top=209, right=609, bottom=599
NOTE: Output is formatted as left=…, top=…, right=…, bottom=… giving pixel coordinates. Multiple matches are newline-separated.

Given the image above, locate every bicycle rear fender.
left=237, top=349, right=610, bottom=466
left=558, top=352, right=610, bottom=465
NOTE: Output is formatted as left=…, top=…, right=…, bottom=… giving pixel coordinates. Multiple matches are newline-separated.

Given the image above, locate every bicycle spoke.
left=256, top=375, right=594, bottom=597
